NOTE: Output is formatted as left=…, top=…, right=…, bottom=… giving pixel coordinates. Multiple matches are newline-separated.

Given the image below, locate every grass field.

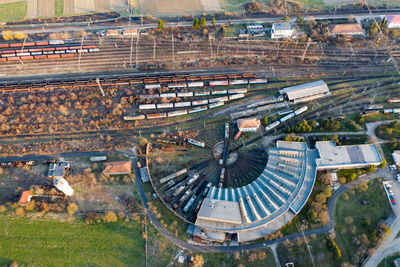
left=0, top=215, right=146, bottom=266
left=334, top=179, right=392, bottom=265
left=377, top=252, right=400, bottom=267
left=0, top=1, right=26, bottom=22
left=200, top=248, right=277, bottom=267
left=54, top=0, right=63, bottom=17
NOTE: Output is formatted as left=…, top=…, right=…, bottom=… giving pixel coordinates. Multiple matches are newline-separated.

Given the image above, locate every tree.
left=367, top=165, right=375, bottom=173
left=200, top=17, right=206, bottom=28
left=262, top=115, right=268, bottom=126
left=318, top=210, right=330, bottom=225
left=193, top=18, right=199, bottom=29
left=15, top=207, right=25, bottom=217
left=2, top=30, right=14, bottom=40
left=379, top=158, right=387, bottom=168
left=103, top=211, right=118, bottom=222
left=323, top=185, right=332, bottom=198
left=67, top=203, right=78, bottom=216
left=212, top=17, right=216, bottom=27
left=296, top=15, right=305, bottom=25
left=192, top=254, right=204, bottom=267
left=158, top=19, right=164, bottom=30
left=283, top=15, right=290, bottom=22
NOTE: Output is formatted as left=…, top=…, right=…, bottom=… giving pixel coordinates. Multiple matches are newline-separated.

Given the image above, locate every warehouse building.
left=237, top=117, right=261, bottom=132
left=387, top=15, right=400, bottom=28
left=279, top=80, right=330, bottom=103
left=315, top=141, right=382, bottom=170
left=328, top=23, right=365, bottom=36
left=271, top=22, right=294, bottom=39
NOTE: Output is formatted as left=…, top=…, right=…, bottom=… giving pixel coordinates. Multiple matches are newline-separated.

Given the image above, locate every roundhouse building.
left=193, top=140, right=382, bottom=242
left=279, top=80, right=330, bottom=103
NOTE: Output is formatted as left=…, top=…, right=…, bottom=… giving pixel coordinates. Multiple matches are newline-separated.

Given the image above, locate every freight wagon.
left=174, top=101, right=191, bottom=108
left=228, top=88, right=247, bottom=94
left=249, top=78, right=267, bottom=84
left=146, top=113, right=167, bottom=119
left=160, top=93, right=177, bottom=98
left=188, top=106, right=208, bottom=113
left=124, top=115, right=146, bottom=120
left=168, top=83, right=187, bottom=88
left=209, top=96, right=228, bottom=103
left=209, top=80, right=229, bottom=86
left=177, top=92, right=193, bottom=97
left=194, top=91, right=210, bottom=96
left=229, top=79, right=248, bottom=85
left=157, top=103, right=174, bottom=109
left=139, top=104, right=156, bottom=110
left=188, top=81, right=204, bottom=87
left=168, top=110, right=188, bottom=117
left=145, top=84, right=161, bottom=89
left=192, top=100, right=209, bottom=106
left=228, top=93, right=245, bottom=100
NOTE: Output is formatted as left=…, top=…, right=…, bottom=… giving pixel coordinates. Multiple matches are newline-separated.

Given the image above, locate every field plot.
left=139, top=0, right=220, bottom=15
left=64, top=0, right=127, bottom=15
left=0, top=0, right=26, bottom=22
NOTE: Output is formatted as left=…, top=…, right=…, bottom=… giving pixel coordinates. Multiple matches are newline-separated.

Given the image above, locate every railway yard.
left=2, top=10, right=400, bottom=267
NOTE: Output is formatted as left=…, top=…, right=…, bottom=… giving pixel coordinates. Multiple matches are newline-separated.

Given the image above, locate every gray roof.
left=197, top=198, right=242, bottom=224
left=279, top=80, right=329, bottom=100
left=272, top=22, right=293, bottom=31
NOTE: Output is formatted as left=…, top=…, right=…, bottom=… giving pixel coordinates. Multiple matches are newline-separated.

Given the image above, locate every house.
left=123, top=29, right=138, bottom=36
left=102, top=161, right=131, bottom=176
left=106, top=29, right=120, bottom=37
left=18, top=190, right=32, bottom=206
left=387, top=15, right=400, bottom=28
left=237, top=117, right=261, bottom=132
left=48, top=162, right=73, bottom=196
left=328, top=24, right=364, bottom=36
left=140, top=167, right=150, bottom=183
left=54, top=177, right=74, bottom=196
left=271, top=22, right=293, bottom=39
left=392, top=150, right=400, bottom=166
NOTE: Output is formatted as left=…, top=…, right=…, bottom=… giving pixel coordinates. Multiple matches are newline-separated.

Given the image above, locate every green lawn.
left=0, top=216, right=145, bottom=266
left=334, top=179, right=392, bottom=265
left=377, top=252, right=400, bottom=267
left=0, top=1, right=26, bottom=22
left=200, top=248, right=276, bottom=267
left=55, top=0, right=63, bottom=17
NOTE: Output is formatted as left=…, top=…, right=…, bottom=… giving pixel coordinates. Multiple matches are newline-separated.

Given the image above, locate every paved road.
left=365, top=238, right=400, bottom=267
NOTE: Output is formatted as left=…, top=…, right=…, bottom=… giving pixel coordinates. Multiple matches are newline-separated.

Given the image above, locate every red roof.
left=387, top=15, right=400, bottom=24
left=18, top=190, right=31, bottom=205
left=102, top=161, right=131, bottom=175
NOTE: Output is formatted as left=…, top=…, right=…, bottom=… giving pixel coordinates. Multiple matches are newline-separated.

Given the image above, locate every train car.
left=34, top=55, right=47, bottom=59
left=188, top=105, right=208, bottom=114
left=140, top=94, right=160, bottom=99
left=20, top=56, right=34, bottom=60
left=47, top=54, right=60, bottom=59
left=208, top=102, right=224, bottom=109
left=209, top=96, right=228, bottom=103
left=9, top=43, right=23, bottom=48
left=36, top=41, right=49, bottom=46
left=364, top=104, right=383, bottom=110
left=168, top=110, right=188, bottom=117
left=388, top=98, right=400, bottom=103
left=123, top=115, right=146, bottom=120
left=61, top=53, right=75, bottom=58
left=294, top=106, right=308, bottom=116
left=280, top=113, right=295, bottom=123
left=225, top=123, right=229, bottom=139
left=145, top=84, right=161, bottom=89
left=16, top=52, right=30, bottom=57
left=0, top=44, right=9, bottom=48
left=168, top=83, right=187, bottom=88
left=188, top=81, right=204, bottom=87
left=7, top=57, right=20, bottom=61
left=229, top=93, right=245, bottom=100
left=187, top=138, right=205, bottom=147
left=265, top=121, right=280, bottom=131
left=228, top=88, right=247, bottom=94
left=2, top=53, right=15, bottom=57
left=177, top=92, right=193, bottom=97
left=362, top=110, right=379, bottom=117
left=174, top=101, right=191, bottom=108
left=277, top=109, right=293, bottom=116
left=43, top=51, right=54, bottom=55
left=192, top=100, right=208, bottom=106
left=209, top=80, right=228, bottom=86
left=183, top=195, right=196, bottom=212
left=157, top=103, right=174, bottom=109
left=249, top=78, right=267, bottom=84
left=229, top=79, right=248, bottom=85
left=89, top=48, right=100, bottom=52
left=146, top=113, right=167, bottom=119
left=139, top=104, right=156, bottom=110
left=160, top=93, right=176, bottom=98
left=394, top=108, right=400, bottom=113
left=211, top=90, right=228, bottom=95
left=194, top=91, right=210, bottom=96
left=160, top=169, right=188, bottom=184
left=49, top=40, right=65, bottom=45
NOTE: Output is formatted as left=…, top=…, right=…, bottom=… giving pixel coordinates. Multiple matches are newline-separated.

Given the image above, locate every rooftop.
left=387, top=15, right=400, bottom=24
left=315, top=141, right=382, bottom=168
left=18, top=190, right=31, bottom=206
left=279, top=80, right=330, bottom=100
left=272, top=22, right=293, bottom=31
left=328, top=24, right=364, bottom=35
left=196, top=198, right=242, bottom=224
left=48, top=162, right=70, bottom=178
left=237, top=117, right=261, bottom=131
left=102, top=161, right=131, bottom=175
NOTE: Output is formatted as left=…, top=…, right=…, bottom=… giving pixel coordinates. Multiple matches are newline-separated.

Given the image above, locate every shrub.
left=15, top=207, right=25, bottom=217
left=67, top=203, right=78, bottom=216
left=103, top=211, right=118, bottom=222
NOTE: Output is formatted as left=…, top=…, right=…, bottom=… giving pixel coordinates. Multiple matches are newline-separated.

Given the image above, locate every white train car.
left=225, top=123, right=229, bottom=139
left=211, top=90, right=228, bottom=95
left=157, top=103, right=174, bottom=109
left=265, top=121, right=280, bottom=131
left=49, top=40, right=64, bottom=45
left=294, top=106, right=308, bottom=116
left=124, top=115, right=146, bottom=120
left=160, top=93, right=177, bottom=98
left=160, top=169, right=187, bottom=184
left=188, top=105, right=208, bottom=113
left=168, top=110, right=188, bottom=117
left=280, top=113, right=295, bottom=123
left=209, top=96, right=228, bottom=103
left=174, top=101, right=191, bottom=108
left=145, top=84, right=161, bottom=89
left=146, top=113, right=167, bottom=119
left=168, top=83, right=187, bottom=88
left=228, top=88, right=247, bottom=94
left=192, top=100, right=209, bottom=106
left=177, top=92, right=193, bottom=97
left=208, top=102, right=224, bottom=109
left=188, top=81, right=204, bottom=87
left=187, top=138, right=205, bottom=147
left=229, top=93, right=245, bottom=100
left=229, top=79, right=248, bottom=85
left=183, top=195, right=197, bottom=212
left=278, top=109, right=293, bottom=116
left=209, top=80, right=229, bottom=86
left=194, top=91, right=210, bottom=96
left=140, top=94, right=160, bottom=99
left=139, top=104, right=156, bottom=110
left=249, top=78, right=267, bottom=84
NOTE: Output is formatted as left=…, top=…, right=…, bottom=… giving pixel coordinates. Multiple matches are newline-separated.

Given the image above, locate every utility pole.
left=209, top=38, right=213, bottom=58
left=171, top=34, right=175, bottom=63
left=301, top=40, right=311, bottom=63
left=96, top=78, right=105, bottom=97
left=135, top=33, right=140, bottom=69
left=78, top=33, right=85, bottom=71
left=153, top=37, right=156, bottom=61
left=129, top=29, right=134, bottom=68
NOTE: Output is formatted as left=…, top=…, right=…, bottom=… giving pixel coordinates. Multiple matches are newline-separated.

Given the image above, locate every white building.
left=54, top=177, right=74, bottom=196
left=387, top=15, right=400, bottom=29
left=48, top=162, right=73, bottom=196
left=271, top=22, right=293, bottom=39
left=392, top=150, right=400, bottom=166
left=237, top=117, right=261, bottom=132
left=279, top=80, right=330, bottom=103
